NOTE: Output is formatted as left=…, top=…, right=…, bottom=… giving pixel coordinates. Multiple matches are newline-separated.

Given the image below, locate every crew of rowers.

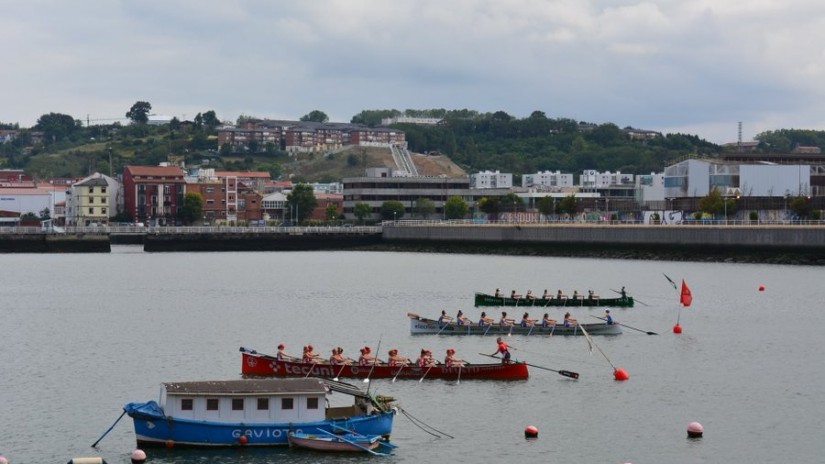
left=275, top=343, right=467, bottom=367
left=493, top=288, right=599, bottom=300
left=441, top=309, right=578, bottom=328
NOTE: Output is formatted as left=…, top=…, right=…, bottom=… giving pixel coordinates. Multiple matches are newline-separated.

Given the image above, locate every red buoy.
left=673, top=323, right=682, bottom=334
left=164, top=439, right=174, bottom=448
left=613, top=368, right=629, bottom=381
left=758, top=285, right=765, bottom=292
left=687, top=421, right=704, bottom=438
left=239, top=435, right=248, bottom=444
left=524, top=425, right=538, bottom=438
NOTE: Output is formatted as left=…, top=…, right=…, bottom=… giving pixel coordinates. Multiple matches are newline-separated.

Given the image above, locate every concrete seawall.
left=0, top=233, right=110, bottom=253
left=143, top=231, right=383, bottom=252
left=380, top=224, right=825, bottom=264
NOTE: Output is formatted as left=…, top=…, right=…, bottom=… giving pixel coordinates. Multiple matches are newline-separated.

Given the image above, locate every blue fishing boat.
left=123, top=378, right=395, bottom=447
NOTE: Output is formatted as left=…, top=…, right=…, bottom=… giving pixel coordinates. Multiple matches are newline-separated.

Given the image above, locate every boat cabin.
left=160, top=378, right=331, bottom=424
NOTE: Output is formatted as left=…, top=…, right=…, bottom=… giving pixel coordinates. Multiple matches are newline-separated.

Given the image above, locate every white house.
left=470, top=170, right=512, bottom=189
left=522, top=170, right=574, bottom=190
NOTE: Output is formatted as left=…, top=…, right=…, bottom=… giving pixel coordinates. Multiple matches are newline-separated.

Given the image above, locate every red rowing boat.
left=240, top=348, right=528, bottom=381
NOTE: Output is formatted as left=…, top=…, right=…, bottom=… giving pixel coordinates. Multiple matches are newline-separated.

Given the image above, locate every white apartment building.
left=522, top=170, right=574, bottom=190
left=470, top=170, right=513, bottom=189
left=580, top=170, right=635, bottom=189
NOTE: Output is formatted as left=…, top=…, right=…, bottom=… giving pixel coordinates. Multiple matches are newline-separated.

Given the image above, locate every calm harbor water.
left=1, top=247, right=824, bottom=464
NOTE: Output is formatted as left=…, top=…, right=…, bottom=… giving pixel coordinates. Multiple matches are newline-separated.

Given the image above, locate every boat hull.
left=288, top=432, right=381, bottom=452
left=475, top=292, right=634, bottom=308
left=242, top=352, right=528, bottom=380
left=124, top=400, right=394, bottom=448
left=409, top=315, right=623, bottom=336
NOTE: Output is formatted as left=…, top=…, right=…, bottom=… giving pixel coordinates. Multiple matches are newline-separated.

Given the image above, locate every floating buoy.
left=67, top=458, right=107, bottom=464
left=239, top=435, right=248, bottom=444
left=613, top=368, right=629, bottom=381
left=687, top=421, right=704, bottom=438
left=130, top=449, right=146, bottom=464
left=673, top=323, right=682, bottom=334
left=164, top=439, right=175, bottom=448
left=0, top=455, right=8, bottom=464
left=758, top=285, right=765, bottom=292
left=524, top=425, right=538, bottom=438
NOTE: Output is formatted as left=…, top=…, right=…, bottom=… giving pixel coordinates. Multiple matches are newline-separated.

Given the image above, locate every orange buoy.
left=164, top=439, right=174, bottom=448
left=687, top=421, right=704, bottom=438
left=613, top=368, right=629, bottom=381
left=758, top=285, right=765, bottom=291
left=239, top=435, right=248, bottom=444
left=673, top=323, right=682, bottom=334
left=524, top=425, right=538, bottom=438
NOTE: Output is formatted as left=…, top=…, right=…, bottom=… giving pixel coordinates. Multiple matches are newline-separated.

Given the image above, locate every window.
left=206, top=199, right=215, bottom=204
left=102, top=197, right=107, bottom=204
left=257, top=398, right=269, bottom=410
left=89, top=197, right=94, bottom=204
left=307, top=397, right=319, bottom=409
left=181, top=398, right=193, bottom=410
left=101, top=187, right=107, bottom=194
left=88, top=207, right=94, bottom=214
left=102, top=208, right=107, bottom=215
left=207, top=398, right=219, bottom=410
left=281, top=398, right=294, bottom=410
left=206, top=187, right=215, bottom=193
left=232, top=398, right=244, bottom=411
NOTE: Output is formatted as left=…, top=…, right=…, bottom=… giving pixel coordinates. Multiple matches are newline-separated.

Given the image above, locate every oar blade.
left=558, top=370, right=579, bottom=379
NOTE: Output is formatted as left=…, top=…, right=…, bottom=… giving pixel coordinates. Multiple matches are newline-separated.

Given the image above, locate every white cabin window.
left=181, top=398, right=193, bottom=410
left=257, top=398, right=269, bottom=410
left=282, top=398, right=294, bottom=410
left=307, top=397, right=319, bottom=409
left=232, top=398, right=244, bottom=410
left=206, top=399, right=219, bottom=410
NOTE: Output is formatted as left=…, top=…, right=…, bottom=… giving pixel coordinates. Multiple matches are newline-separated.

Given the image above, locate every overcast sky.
left=3, top=1, right=824, bottom=144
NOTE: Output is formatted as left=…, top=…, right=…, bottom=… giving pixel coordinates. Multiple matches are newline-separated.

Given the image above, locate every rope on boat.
left=398, top=407, right=455, bottom=439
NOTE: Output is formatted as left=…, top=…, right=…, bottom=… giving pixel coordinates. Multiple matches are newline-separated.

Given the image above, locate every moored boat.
left=241, top=347, right=528, bottom=380
left=123, top=378, right=395, bottom=447
left=288, top=430, right=393, bottom=455
left=408, top=313, right=623, bottom=336
left=474, top=292, right=634, bottom=308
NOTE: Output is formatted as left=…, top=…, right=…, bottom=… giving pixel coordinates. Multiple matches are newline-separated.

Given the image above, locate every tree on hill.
left=35, top=112, right=81, bottom=144
left=126, top=101, right=152, bottom=124
left=300, top=110, right=329, bottom=123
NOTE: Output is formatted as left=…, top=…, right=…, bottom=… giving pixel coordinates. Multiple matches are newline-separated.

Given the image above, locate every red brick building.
left=186, top=175, right=263, bottom=224
left=122, top=165, right=186, bottom=225
left=309, top=193, right=343, bottom=221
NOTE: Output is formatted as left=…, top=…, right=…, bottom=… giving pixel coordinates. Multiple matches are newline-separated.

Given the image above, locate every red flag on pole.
left=680, top=279, right=692, bottom=307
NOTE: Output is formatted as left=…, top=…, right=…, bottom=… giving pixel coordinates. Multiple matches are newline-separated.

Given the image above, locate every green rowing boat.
left=474, top=292, right=634, bottom=308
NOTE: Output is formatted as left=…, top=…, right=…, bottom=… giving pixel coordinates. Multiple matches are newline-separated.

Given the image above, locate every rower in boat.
left=303, top=345, right=323, bottom=364
left=563, top=312, right=578, bottom=327
left=456, top=309, right=470, bottom=325
left=511, top=290, right=522, bottom=299
left=525, top=289, right=535, bottom=300
left=276, top=343, right=297, bottom=361
left=492, top=337, right=511, bottom=364
left=556, top=289, right=566, bottom=300
left=444, top=348, right=466, bottom=367
left=604, top=309, right=614, bottom=325
left=387, top=349, right=410, bottom=366
left=494, top=288, right=503, bottom=298
left=620, top=286, right=627, bottom=298
left=572, top=290, right=580, bottom=300
left=437, top=310, right=453, bottom=327
left=499, top=311, right=515, bottom=326
left=358, top=346, right=382, bottom=366
left=417, top=349, right=437, bottom=367
left=520, top=312, right=537, bottom=327
left=541, top=313, right=557, bottom=327
left=329, top=347, right=351, bottom=365
left=478, top=311, right=495, bottom=326
left=542, top=289, right=551, bottom=299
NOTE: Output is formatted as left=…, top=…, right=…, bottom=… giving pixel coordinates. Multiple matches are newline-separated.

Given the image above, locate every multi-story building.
left=65, top=173, right=119, bottom=226
left=122, top=165, right=186, bottom=225
left=664, top=158, right=813, bottom=198
left=471, top=170, right=513, bottom=189
left=186, top=169, right=263, bottom=224
left=522, top=170, right=574, bottom=190
left=580, top=170, right=635, bottom=189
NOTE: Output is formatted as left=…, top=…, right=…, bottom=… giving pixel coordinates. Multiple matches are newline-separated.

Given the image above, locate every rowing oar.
left=333, top=363, right=348, bottom=381
left=92, top=410, right=127, bottom=447
left=456, top=364, right=462, bottom=385
left=591, top=315, right=657, bottom=335
left=419, top=365, right=434, bottom=383
left=610, top=288, right=649, bottom=306
left=392, top=363, right=406, bottom=383
left=478, top=353, right=579, bottom=379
